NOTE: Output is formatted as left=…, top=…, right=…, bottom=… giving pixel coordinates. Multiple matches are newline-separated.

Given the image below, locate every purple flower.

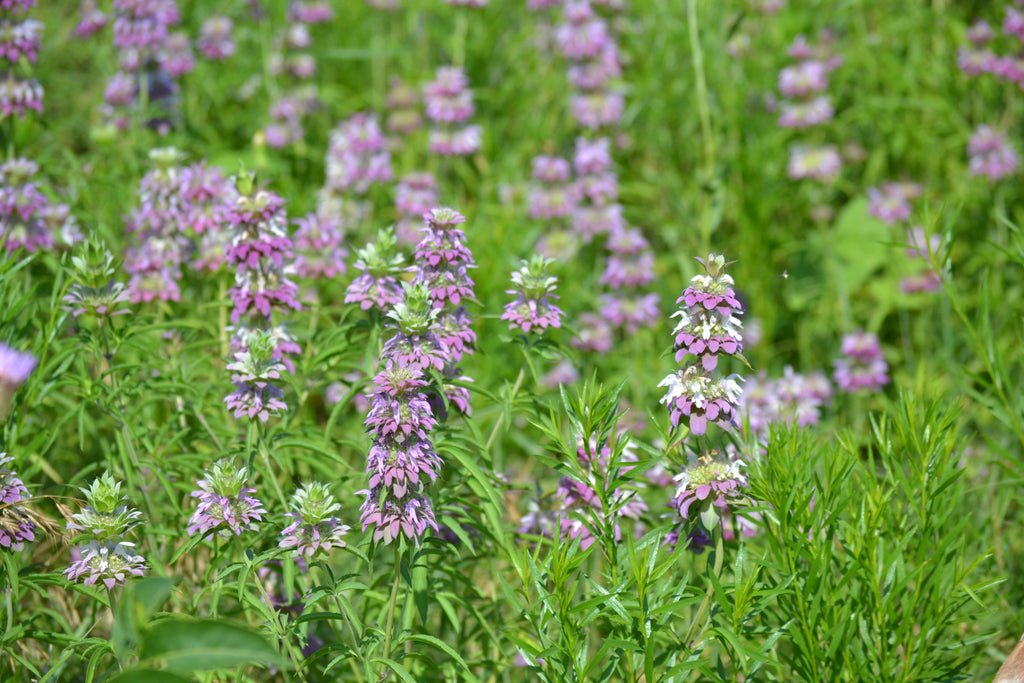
left=293, top=210, right=348, bottom=280
left=381, top=284, right=451, bottom=372
left=866, top=181, right=921, bottom=225
left=0, top=454, right=35, bottom=551
left=64, top=540, right=146, bottom=589
left=778, top=60, right=829, bottom=97
left=787, top=145, right=842, bottom=182
left=832, top=329, right=889, bottom=393
left=325, top=112, right=393, bottom=195
left=529, top=155, right=579, bottom=220
left=968, top=124, right=1019, bottom=180
left=358, top=486, right=438, bottom=544
left=279, top=482, right=350, bottom=559
left=188, top=459, right=267, bottom=539
left=502, top=255, right=564, bottom=334
left=423, top=67, right=480, bottom=156
left=345, top=228, right=405, bottom=312
left=198, top=16, right=235, bottom=60
left=659, top=369, right=744, bottom=435
left=0, top=342, right=36, bottom=419
left=223, top=333, right=288, bottom=423
left=671, top=457, right=746, bottom=523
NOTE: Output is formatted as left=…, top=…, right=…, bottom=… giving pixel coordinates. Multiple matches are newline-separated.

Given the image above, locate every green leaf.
left=139, top=618, right=285, bottom=672
left=107, top=670, right=194, bottom=683
left=371, top=657, right=418, bottom=683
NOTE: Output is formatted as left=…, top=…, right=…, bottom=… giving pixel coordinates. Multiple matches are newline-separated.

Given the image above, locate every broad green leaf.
left=139, top=618, right=285, bottom=672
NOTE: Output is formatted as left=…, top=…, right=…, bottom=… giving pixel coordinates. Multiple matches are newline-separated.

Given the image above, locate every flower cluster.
left=224, top=331, right=288, bottom=423
left=324, top=112, right=393, bottom=196
left=0, top=454, right=35, bottom=551
left=865, top=180, right=940, bottom=293
left=394, top=172, right=439, bottom=246
left=0, top=0, right=43, bottom=119
left=263, top=4, right=333, bottom=148
left=225, top=173, right=301, bottom=370
left=528, top=155, right=579, bottom=221
left=571, top=137, right=622, bottom=242
left=659, top=254, right=745, bottom=437
left=598, top=225, right=660, bottom=334
left=555, top=1, right=623, bottom=130
left=385, top=76, right=422, bottom=138
left=0, top=158, right=79, bottom=254
left=0, top=342, right=36, bottom=420
left=958, top=8, right=1024, bottom=88
left=345, top=228, right=405, bottom=312
left=279, top=482, right=350, bottom=559
left=423, top=66, right=482, bottom=156
left=412, top=207, right=477, bottom=413
left=188, top=459, right=266, bottom=539
left=382, top=283, right=450, bottom=373
left=123, top=147, right=188, bottom=303
left=778, top=32, right=843, bottom=183
left=967, top=124, right=1019, bottom=180
left=502, top=255, right=564, bottom=334
left=832, top=329, right=889, bottom=394
left=64, top=472, right=147, bottom=590
left=197, top=16, right=235, bottom=61
left=741, top=367, right=833, bottom=436
left=292, top=208, right=348, bottom=281
left=665, top=453, right=747, bottom=551
left=358, top=361, right=442, bottom=544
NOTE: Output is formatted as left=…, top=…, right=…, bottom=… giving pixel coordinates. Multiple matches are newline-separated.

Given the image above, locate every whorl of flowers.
left=0, top=454, right=35, bottom=551
left=262, top=8, right=328, bottom=149
left=423, top=66, right=482, bottom=156
left=967, top=124, right=1019, bottom=180
left=358, top=361, right=442, bottom=544
left=292, top=209, right=348, bottom=280
left=279, top=482, right=350, bottom=559
left=225, top=173, right=301, bottom=372
left=64, top=471, right=147, bottom=589
left=832, top=329, right=889, bottom=394
left=570, top=137, right=624, bottom=241
left=0, top=0, right=43, bottom=119
left=529, top=155, right=580, bottom=221
left=123, top=147, right=187, bottom=303
left=555, top=1, right=623, bottom=130
left=0, top=341, right=36, bottom=419
left=412, top=206, right=477, bottom=414
left=659, top=254, right=744, bottom=437
left=666, top=453, right=747, bottom=551
left=958, top=9, right=1024, bottom=88
left=598, top=224, right=660, bottom=334
left=345, top=227, right=406, bottom=312
left=188, top=459, right=266, bottom=540
left=324, top=112, right=393, bottom=195
left=741, top=367, right=833, bottom=436
left=502, top=255, right=564, bottom=334
left=394, top=172, right=438, bottom=246
left=778, top=32, right=843, bottom=184
left=63, top=238, right=132, bottom=319
left=866, top=180, right=921, bottom=225
left=0, top=159, right=78, bottom=253
left=198, top=16, right=235, bottom=61
left=382, top=283, right=451, bottom=373
left=224, top=331, right=289, bottom=423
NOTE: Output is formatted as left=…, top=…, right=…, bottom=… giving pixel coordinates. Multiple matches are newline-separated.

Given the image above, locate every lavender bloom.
left=778, top=60, right=829, bottom=97
left=741, top=367, right=833, bottom=435
left=198, top=16, right=235, bottom=60
left=529, top=155, right=579, bottom=220
left=832, top=329, right=889, bottom=393
left=0, top=0, right=43, bottom=119
left=600, top=228, right=656, bottom=289
left=180, top=161, right=233, bottom=236
left=660, top=369, right=744, bottom=436
left=787, top=145, right=842, bottom=182
left=968, top=125, right=1019, bottom=180
left=279, top=482, right=350, bottom=559
left=188, top=459, right=266, bottom=539
left=572, top=312, right=614, bottom=353
left=382, top=283, right=450, bottom=372
left=293, top=210, right=348, bottom=280
left=666, top=454, right=746, bottom=551
left=0, top=454, right=35, bottom=551
left=0, top=342, right=35, bottom=419
left=502, top=255, right=564, bottom=334
left=325, top=112, right=393, bottom=195
left=64, top=471, right=147, bottom=588
left=0, top=158, right=54, bottom=253
left=598, top=292, right=660, bottom=334
left=967, top=19, right=994, bottom=45
left=75, top=0, right=107, bottom=38
left=224, top=332, right=288, bottom=423
left=345, top=228, right=405, bottom=312
left=64, top=540, right=146, bottom=589
left=358, top=361, right=442, bottom=545
left=423, top=66, right=481, bottom=156
left=867, top=181, right=921, bottom=225
left=394, top=172, right=438, bottom=245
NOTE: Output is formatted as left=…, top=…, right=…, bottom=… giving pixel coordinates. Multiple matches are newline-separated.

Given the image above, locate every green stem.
left=382, top=545, right=403, bottom=668
left=687, top=0, right=716, bottom=251
left=683, top=528, right=724, bottom=648
left=484, top=365, right=526, bottom=456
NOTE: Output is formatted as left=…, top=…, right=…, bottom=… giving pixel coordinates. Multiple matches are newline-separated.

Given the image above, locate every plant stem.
left=484, top=365, right=526, bottom=459
left=382, top=544, right=403, bottom=668
left=683, top=527, right=724, bottom=647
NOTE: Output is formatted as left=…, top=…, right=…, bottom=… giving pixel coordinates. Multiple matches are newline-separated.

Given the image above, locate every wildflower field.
left=3, top=0, right=1024, bottom=680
